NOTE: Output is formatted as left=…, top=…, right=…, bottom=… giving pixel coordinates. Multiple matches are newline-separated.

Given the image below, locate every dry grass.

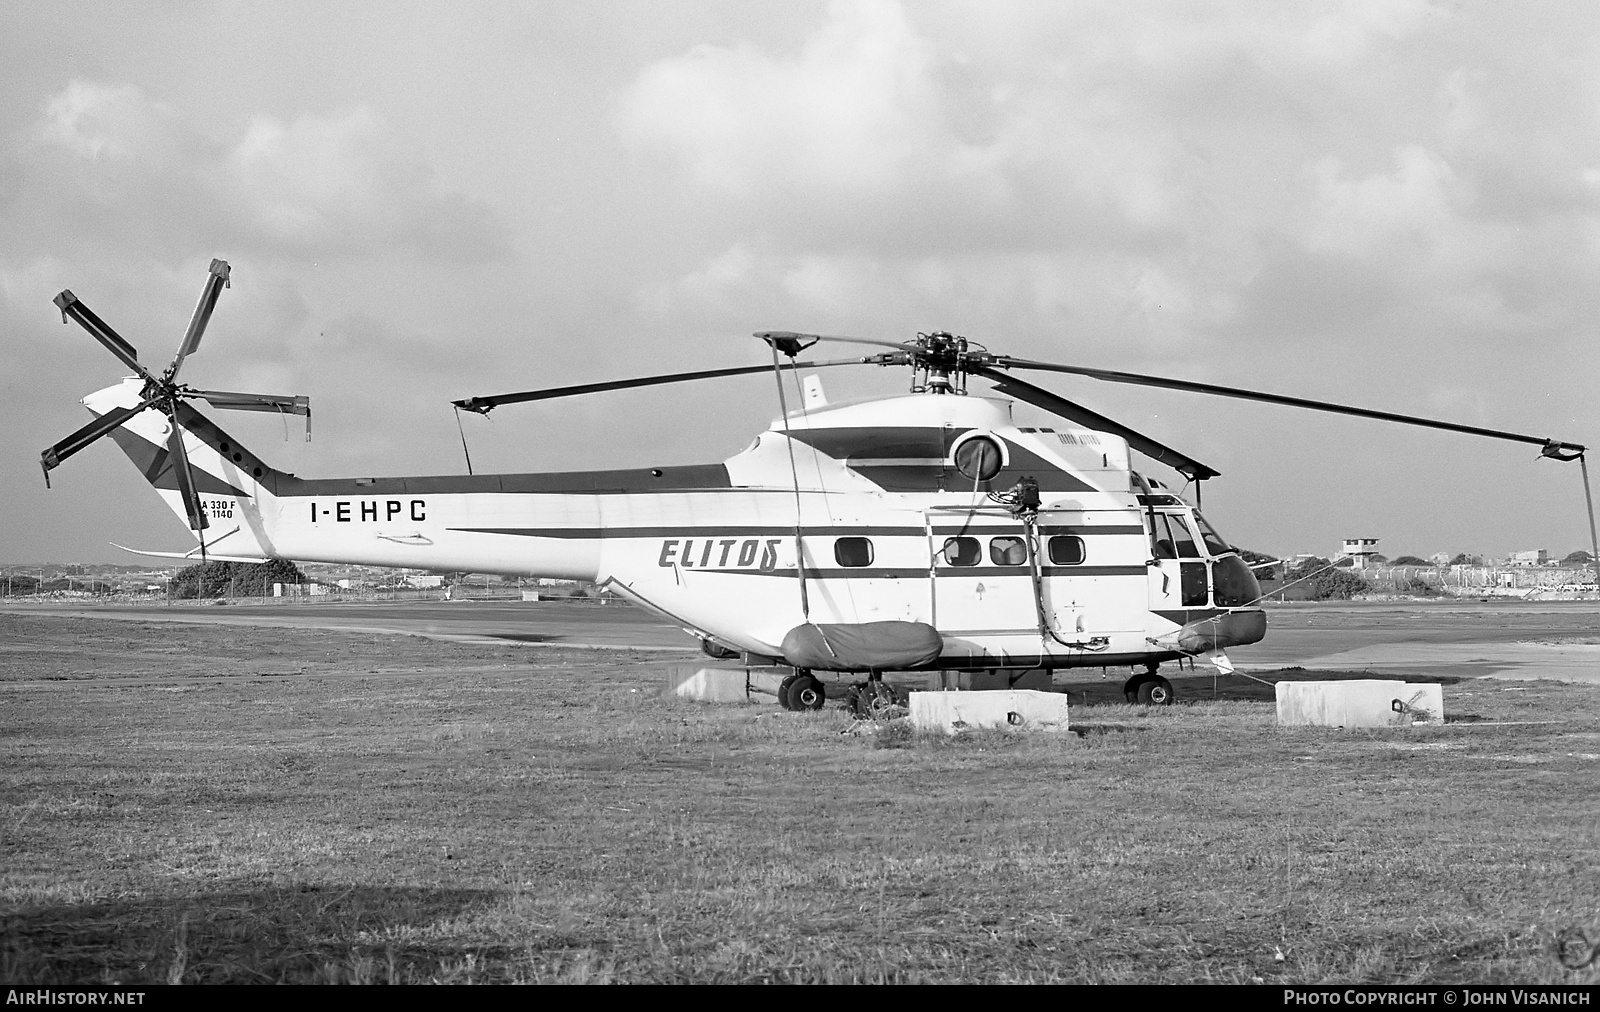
left=1, top=612, right=1597, bottom=984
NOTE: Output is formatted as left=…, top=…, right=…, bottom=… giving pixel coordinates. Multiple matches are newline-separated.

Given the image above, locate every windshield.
left=1192, top=512, right=1234, bottom=556
left=1150, top=512, right=1200, bottom=559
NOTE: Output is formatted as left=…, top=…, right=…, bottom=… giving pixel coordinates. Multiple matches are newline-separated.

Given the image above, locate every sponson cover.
left=1172, top=610, right=1267, bottom=653
left=780, top=621, right=944, bottom=671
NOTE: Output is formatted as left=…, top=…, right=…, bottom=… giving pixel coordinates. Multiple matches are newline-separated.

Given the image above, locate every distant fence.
left=1258, top=564, right=1599, bottom=601
left=0, top=584, right=611, bottom=606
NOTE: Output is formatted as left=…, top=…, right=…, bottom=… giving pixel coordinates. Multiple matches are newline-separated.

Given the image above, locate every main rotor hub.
left=909, top=331, right=986, bottom=395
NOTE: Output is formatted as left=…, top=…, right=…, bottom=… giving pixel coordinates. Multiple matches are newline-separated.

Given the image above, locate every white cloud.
left=1303, top=145, right=1459, bottom=258
left=621, top=0, right=936, bottom=196
left=4, top=80, right=508, bottom=262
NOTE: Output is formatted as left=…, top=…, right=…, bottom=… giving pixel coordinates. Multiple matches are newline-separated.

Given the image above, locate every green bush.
left=1283, top=557, right=1370, bottom=600
left=172, top=559, right=306, bottom=599
left=1305, top=568, right=1370, bottom=600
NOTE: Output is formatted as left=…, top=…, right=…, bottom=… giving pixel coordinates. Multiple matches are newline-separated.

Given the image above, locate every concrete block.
left=663, top=667, right=788, bottom=703
left=665, top=667, right=749, bottom=703
left=909, top=690, right=1070, bottom=735
left=1275, top=680, right=1445, bottom=728
left=743, top=667, right=788, bottom=699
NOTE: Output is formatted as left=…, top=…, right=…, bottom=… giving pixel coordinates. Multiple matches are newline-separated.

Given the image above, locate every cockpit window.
left=1192, top=513, right=1233, bottom=556
left=1150, top=513, right=1200, bottom=559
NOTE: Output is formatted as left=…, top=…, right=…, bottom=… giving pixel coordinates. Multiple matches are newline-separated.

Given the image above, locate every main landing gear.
left=843, top=680, right=902, bottom=719
left=1123, top=664, right=1174, bottom=706
left=778, top=671, right=827, bottom=711
left=777, top=670, right=905, bottom=716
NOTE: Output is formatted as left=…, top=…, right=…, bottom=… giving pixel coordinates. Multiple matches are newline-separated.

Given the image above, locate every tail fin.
left=83, top=378, right=283, bottom=558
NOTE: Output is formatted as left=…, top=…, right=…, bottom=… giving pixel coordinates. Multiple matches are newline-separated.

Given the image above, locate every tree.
left=1448, top=553, right=1478, bottom=566
left=1562, top=550, right=1594, bottom=566
left=1391, top=555, right=1431, bottom=567
left=172, top=559, right=306, bottom=598
left=1306, top=568, right=1370, bottom=600
left=4, top=575, right=40, bottom=596
left=1283, top=556, right=1370, bottom=600
left=1236, top=548, right=1278, bottom=566
left=1235, top=548, right=1280, bottom=579
left=1286, top=557, right=1332, bottom=581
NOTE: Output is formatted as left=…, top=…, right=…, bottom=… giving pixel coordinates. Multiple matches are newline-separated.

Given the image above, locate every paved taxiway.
left=0, top=600, right=697, bottom=651
left=1228, top=600, right=1600, bottom=683
left=5, top=598, right=1599, bottom=682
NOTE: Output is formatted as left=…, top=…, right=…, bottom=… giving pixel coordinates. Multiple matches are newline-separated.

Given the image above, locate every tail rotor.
left=39, top=259, right=312, bottom=560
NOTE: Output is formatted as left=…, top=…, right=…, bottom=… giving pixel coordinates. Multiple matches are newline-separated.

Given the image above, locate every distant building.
left=1341, top=538, right=1380, bottom=570
left=1506, top=550, right=1549, bottom=568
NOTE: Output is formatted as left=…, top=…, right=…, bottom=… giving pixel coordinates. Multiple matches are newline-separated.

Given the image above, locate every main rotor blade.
left=452, top=356, right=876, bottom=414
left=168, top=259, right=231, bottom=378
left=53, top=291, right=155, bottom=383
left=39, top=397, right=160, bottom=482
left=993, top=357, right=1586, bottom=456
left=973, top=368, right=1220, bottom=481
left=756, top=330, right=914, bottom=352
left=165, top=406, right=210, bottom=533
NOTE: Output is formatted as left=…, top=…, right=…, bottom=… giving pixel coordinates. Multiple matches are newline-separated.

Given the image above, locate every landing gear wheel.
left=787, top=673, right=826, bottom=711
left=851, top=681, right=898, bottom=719
left=777, top=673, right=801, bottom=711
left=1137, top=676, right=1175, bottom=706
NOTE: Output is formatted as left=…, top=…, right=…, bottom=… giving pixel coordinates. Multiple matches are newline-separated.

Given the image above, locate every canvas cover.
left=1173, top=610, right=1267, bottom=653
left=780, top=621, right=944, bottom=671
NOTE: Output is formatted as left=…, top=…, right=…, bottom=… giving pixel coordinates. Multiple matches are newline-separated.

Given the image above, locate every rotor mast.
left=909, top=332, right=970, bottom=395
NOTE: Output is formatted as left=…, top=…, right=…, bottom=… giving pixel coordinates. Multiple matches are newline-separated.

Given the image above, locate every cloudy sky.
left=4, top=0, right=1600, bottom=564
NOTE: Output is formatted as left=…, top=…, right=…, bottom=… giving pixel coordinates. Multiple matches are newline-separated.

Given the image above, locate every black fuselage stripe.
left=689, top=566, right=1148, bottom=579
left=450, top=526, right=926, bottom=539
left=453, top=526, right=1146, bottom=540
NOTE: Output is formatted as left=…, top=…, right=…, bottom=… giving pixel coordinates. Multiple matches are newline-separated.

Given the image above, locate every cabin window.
left=989, top=536, right=1028, bottom=566
left=835, top=537, right=874, bottom=567
left=1047, top=536, right=1085, bottom=566
left=953, top=436, right=1004, bottom=481
left=941, top=536, right=981, bottom=567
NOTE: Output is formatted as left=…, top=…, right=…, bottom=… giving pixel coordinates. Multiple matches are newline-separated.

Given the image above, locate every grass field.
left=2, top=611, right=1598, bottom=984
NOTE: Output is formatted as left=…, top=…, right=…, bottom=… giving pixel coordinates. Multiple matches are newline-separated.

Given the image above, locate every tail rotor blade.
left=39, top=397, right=160, bottom=484
left=191, top=389, right=310, bottom=439
left=192, top=390, right=309, bottom=415
left=165, top=408, right=210, bottom=535
left=53, top=291, right=155, bottom=383
left=168, top=259, right=231, bottom=378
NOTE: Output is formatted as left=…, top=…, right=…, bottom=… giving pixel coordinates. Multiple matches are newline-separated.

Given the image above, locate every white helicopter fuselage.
left=86, top=377, right=1265, bottom=671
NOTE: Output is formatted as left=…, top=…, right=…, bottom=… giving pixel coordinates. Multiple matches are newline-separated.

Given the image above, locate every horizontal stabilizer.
left=111, top=542, right=273, bottom=564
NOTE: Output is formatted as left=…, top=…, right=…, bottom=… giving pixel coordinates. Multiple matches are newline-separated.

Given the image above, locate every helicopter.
left=39, top=260, right=1599, bottom=712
